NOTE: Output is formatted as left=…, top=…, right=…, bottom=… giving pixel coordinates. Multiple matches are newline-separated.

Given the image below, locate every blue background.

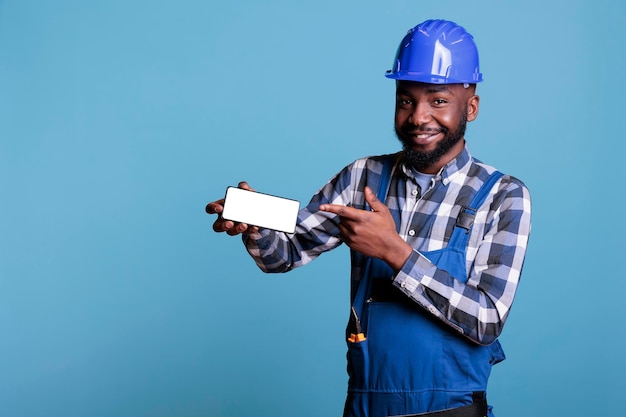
left=1, top=1, right=624, bottom=416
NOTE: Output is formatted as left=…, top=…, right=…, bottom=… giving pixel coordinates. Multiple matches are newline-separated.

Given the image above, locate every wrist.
left=384, top=238, right=412, bottom=273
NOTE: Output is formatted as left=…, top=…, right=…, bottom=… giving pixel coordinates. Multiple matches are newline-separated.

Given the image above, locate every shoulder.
left=470, top=159, right=531, bottom=212
left=470, top=159, right=529, bottom=190
left=319, top=153, right=400, bottom=206
left=334, top=153, right=400, bottom=184
left=349, top=153, right=400, bottom=173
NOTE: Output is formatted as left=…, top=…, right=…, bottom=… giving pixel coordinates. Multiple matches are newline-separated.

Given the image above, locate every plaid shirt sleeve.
left=392, top=175, right=532, bottom=345
left=242, top=159, right=365, bottom=272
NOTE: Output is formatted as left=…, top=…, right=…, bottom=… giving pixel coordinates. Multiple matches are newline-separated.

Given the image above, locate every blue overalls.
left=344, top=157, right=505, bottom=417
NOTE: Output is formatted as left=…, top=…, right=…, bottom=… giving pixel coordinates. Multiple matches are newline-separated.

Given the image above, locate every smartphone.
left=221, top=187, right=300, bottom=233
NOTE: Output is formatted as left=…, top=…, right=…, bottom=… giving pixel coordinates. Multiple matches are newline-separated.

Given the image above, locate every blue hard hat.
left=385, top=19, right=483, bottom=84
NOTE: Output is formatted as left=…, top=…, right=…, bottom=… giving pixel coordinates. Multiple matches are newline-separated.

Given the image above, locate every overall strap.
left=448, top=171, right=504, bottom=250
left=351, top=155, right=396, bottom=320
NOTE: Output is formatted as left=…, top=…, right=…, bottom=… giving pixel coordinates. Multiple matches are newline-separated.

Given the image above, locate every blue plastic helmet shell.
left=385, top=19, right=483, bottom=84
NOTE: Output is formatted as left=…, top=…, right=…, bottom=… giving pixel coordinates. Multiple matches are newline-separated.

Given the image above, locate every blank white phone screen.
left=221, top=187, right=300, bottom=233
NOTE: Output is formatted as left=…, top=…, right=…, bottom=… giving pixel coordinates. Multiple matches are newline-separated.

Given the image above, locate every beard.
left=396, top=109, right=468, bottom=171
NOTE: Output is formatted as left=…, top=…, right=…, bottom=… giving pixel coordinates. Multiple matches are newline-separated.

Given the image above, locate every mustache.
left=399, top=123, right=448, bottom=135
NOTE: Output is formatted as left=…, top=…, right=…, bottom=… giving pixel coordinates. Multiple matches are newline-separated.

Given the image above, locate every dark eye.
left=397, top=97, right=413, bottom=107
left=433, top=98, right=447, bottom=105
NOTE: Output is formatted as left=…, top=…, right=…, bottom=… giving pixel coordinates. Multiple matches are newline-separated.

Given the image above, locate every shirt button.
left=408, top=230, right=415, bottom=236
left=411, top=189, right=418, bottom=196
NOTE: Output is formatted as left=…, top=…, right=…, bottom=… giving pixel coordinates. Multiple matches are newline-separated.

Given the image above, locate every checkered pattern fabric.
left=243, top=145, right=531, bottom=345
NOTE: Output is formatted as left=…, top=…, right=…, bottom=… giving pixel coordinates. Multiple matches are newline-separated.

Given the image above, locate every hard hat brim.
left=385, top=70, right=483, bottom=84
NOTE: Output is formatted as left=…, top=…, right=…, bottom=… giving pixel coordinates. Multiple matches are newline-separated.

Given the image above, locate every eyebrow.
left=425, top=85, right=451, bottom=94
left=396, top=84, right=452, bottom=96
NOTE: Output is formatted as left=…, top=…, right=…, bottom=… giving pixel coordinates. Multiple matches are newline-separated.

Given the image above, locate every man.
left=206, top=19, right=531, bottom=417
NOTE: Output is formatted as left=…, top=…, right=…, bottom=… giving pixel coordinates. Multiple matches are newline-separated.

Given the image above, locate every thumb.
left=364, top=186, right=385, bottom=212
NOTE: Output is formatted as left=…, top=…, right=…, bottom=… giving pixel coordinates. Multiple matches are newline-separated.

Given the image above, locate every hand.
left=205, top=181, right=260, bottom=236
left=318, top=186, right=412, bottom=271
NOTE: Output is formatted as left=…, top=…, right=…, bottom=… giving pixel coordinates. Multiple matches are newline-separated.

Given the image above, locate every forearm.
left=242, top=193, right=348, bottom=273
left=242, top=160, right=369, bottom=273
left=393, top=250, right=522, bottom=345
left=243, top=229, right=295, bottom=273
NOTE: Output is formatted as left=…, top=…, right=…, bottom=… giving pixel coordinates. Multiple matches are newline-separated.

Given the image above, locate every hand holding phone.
left=221, top=186, right=300, bottom=233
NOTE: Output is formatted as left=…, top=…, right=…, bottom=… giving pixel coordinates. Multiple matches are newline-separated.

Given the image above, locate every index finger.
left=318, top=203, right=364, bottom=220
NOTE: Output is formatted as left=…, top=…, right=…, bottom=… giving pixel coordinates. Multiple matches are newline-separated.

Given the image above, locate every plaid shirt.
left=244, top=145, right=532, bottom=345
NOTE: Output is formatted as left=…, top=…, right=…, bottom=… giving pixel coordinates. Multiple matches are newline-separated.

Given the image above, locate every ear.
left=466, top=94, right=480, bottom=122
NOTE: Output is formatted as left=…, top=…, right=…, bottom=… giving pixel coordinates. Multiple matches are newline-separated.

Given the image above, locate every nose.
left=409, top=101, right=431, bottom=126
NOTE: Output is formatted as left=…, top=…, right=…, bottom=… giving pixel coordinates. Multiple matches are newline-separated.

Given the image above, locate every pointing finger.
left=319, top=203, right=362, bottom=219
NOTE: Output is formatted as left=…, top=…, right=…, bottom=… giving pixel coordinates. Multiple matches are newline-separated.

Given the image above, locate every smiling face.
left=394, top=81, right=480, bottom=173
